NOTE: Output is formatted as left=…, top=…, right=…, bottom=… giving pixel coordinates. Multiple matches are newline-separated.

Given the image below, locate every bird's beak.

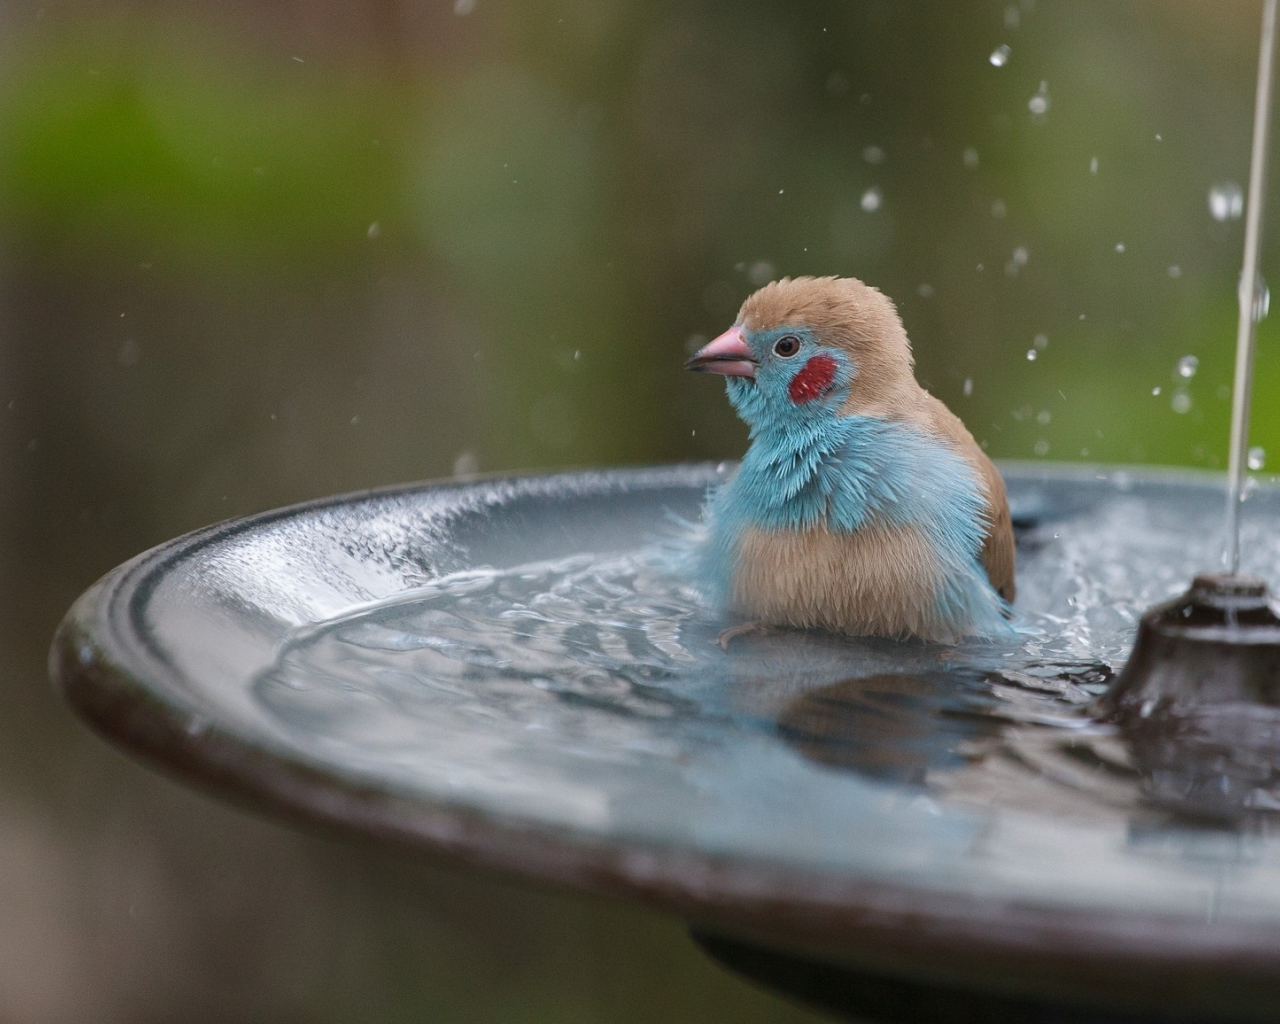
left=685, top=326, right=756, bottom=378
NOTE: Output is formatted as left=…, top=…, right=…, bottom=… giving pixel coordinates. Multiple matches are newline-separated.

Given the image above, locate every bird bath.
left=49, top=461, right=1280, bottom=1022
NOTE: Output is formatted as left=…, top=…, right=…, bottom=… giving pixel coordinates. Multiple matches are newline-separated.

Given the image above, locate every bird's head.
left=686, top=276, right=919, bottom=431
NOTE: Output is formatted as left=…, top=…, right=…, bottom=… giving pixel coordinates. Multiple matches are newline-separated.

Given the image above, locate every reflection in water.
left=776, top=672, right=1005, bottom=785
left=778, top=661, right=1280, bottom=827
left=1125, top=711, right=1280, bottom=819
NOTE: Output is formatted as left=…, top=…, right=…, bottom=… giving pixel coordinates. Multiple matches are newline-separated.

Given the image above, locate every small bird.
left=685, top=275, right=1015, bottom=644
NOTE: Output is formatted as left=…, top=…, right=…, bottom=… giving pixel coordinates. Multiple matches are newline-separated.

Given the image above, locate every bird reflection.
left=774, top=671, right=1002, bottom=786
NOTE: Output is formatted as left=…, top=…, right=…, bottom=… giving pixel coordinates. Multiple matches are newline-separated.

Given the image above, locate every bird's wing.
left=920, top=394, right=1017, bottom=603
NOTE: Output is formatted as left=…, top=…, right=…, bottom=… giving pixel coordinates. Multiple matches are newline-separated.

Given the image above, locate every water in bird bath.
left=252, top=470, right=1280, bottom=828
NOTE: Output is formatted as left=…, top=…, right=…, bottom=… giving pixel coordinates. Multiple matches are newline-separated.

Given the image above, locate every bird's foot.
left=716, top=621, right=775, bottom=651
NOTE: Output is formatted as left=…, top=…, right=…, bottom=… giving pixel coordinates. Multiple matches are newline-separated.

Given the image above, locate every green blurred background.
left=2, top=0, right=1278, bottom=1020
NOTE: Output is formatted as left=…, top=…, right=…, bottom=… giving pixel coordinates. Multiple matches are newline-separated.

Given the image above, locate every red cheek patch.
left=788, top=354, right=838, bottom=404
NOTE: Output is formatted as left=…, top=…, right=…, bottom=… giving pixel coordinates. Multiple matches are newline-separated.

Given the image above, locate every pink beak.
left=685, top=326, right=756, bottom=378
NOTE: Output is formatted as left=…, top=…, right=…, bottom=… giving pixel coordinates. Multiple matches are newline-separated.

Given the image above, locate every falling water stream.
left=1225, top=0, right=1278, bottom=573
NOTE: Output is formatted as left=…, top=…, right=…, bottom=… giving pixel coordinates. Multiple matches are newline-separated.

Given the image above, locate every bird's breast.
left=731, top=520, right=953, bottom=639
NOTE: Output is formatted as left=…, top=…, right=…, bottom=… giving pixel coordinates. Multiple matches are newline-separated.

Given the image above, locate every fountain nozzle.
left=1102, top=574, right=1280, bottom=817
left=1103, top=574, right=1280, bottom=718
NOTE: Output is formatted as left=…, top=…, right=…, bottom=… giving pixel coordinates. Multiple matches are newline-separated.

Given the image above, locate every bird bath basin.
left=50, top=462, right=1280, bottom=1022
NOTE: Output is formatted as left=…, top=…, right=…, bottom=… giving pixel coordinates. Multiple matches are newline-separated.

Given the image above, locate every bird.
left=685, top=275, right=1016, bottom=644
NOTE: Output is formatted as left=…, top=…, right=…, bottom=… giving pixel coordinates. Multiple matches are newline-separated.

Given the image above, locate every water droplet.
left=1033, top=333, right=1048, bottom=350
left=1242, top=274, right=1272, bottom=321
left=860, top=187, right=882, bottom=212
left=1033, top=439, right=1050, bottom=456
left=862, top=145, right=885, bottom=164
left=1168, top=265, right=1182, bottom=279
left=1151, top=386, right=1162, bottom=396
left=1176, top=355, right=1199, bottom=379
left=453, top=451, right=479, bottom=477
left=1171, top=388, right=1193, bottom=414
left=916, top=283, right=935, bottom=298
left=1248, top=446, right=1267, bottom=471
left=453, top=0, right=476, bottom=13
left=1114, top=242, right=1125, bottom=253
left=1026, top=349, right=1038, bottom=361
left=989, top=45, right=1011, bottom=67
left=1012, top=247, right=1029, bottom=266
left=963, top=147, right=980, bottom=168
left=1089, top=156, right=1099, bottom=175
left=367, top=221, right=381, bottom=239
left=747, top=261, right=776, bottom=286
left=963, top=378, right=974, bottom=397
left=991, top=199, right=1007, bottom=218
left=1004, top=5, right=1020, bottom=29
left=1209, top=182, right=1244, bottom=221
left=1028, top=82, right=1050, bottom=116
left=1036, top=410, right=1051, bottom=425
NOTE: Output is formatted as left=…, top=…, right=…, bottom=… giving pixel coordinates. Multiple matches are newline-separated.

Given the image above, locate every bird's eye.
left=773, top=335, right=801, bottom=358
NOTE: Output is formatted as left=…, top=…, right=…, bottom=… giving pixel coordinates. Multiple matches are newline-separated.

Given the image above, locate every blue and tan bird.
left=686, top=275, right=1016, bottom=644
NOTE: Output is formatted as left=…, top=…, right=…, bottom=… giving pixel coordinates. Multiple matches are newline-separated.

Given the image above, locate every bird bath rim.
left=48, top=461, right=1280, bottom=1020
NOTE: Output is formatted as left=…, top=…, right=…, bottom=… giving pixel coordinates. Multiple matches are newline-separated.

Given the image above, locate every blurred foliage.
left=3, top=1, right=1280, bottom=1021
